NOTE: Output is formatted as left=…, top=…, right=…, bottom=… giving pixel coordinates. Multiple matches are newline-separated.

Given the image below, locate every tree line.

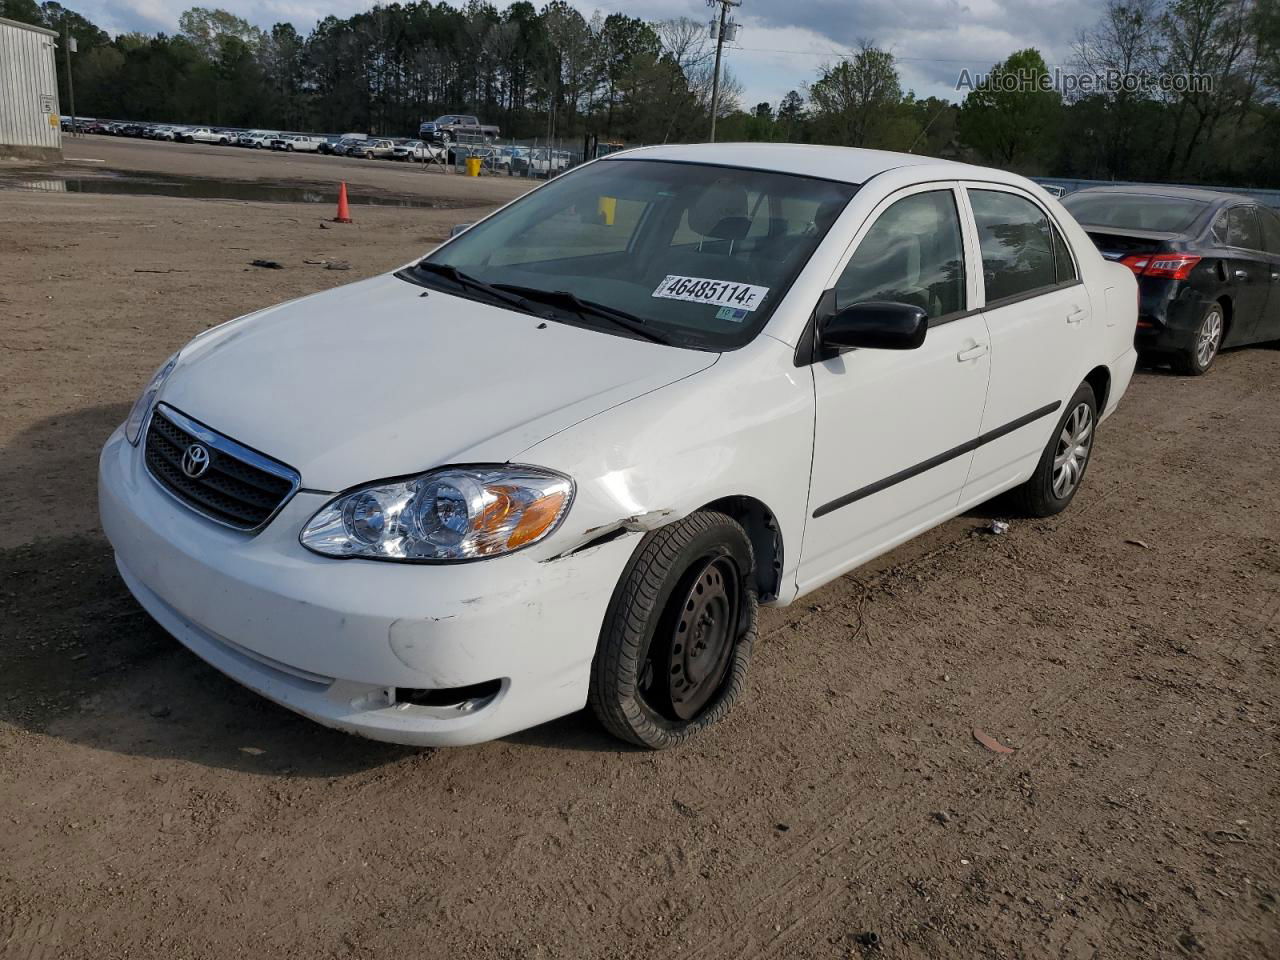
left=1, top=0, right=740, bottom=147
left=2, top=0, right=1277, bottom=187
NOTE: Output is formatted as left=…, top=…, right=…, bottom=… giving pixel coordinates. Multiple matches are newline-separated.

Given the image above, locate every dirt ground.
left=1, top=139, right=1278, bottom=960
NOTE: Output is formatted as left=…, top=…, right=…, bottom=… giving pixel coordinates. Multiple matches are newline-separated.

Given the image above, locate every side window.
left=1261, top=208, right=1280, bottom=255
left=1226, top=206, right=1262, bottom=251
left=1051, top=223, right=1077, bottom=283
left=833, top=190, right=966, bottom=318
left=969, top=189, right=1056, bottom=302
left=1211, top=210, right=1229, bottom=245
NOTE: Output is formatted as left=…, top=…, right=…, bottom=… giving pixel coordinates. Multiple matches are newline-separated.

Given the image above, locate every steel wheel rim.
left=638, top=554, right=740, bottom=722
left=1052, top=402, right=1093, bottom=499
left=1196, top=310, right=1222, bottom=368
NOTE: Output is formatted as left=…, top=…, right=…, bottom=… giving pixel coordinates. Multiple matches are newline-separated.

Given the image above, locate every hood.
left=160, top=272, right=716, bottom=491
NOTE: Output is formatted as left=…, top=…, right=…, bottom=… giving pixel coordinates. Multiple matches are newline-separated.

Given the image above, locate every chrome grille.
left=143, top=404, right=300, bottom=531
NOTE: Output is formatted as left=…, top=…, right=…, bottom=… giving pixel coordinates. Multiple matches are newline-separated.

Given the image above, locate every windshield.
left=414, top=159, right=856, bottom=350
left=1062, top=192, right=1208, bottom=233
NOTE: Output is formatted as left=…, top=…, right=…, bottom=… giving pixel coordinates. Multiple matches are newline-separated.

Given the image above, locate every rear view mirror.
left=820, top=301, right=928, bottom=351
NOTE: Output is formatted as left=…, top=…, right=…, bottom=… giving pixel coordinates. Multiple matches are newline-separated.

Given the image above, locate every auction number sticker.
left=652, top=275, right=769, bottom=313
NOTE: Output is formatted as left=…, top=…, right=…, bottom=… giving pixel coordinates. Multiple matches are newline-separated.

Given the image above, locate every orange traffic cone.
left=333, top=182, right=353, bottom=223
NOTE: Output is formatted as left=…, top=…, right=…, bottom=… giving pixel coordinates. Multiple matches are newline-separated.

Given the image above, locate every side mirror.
left=820, top=300, right=928, bottom=351
left=448, top=222, right=474, bottom=238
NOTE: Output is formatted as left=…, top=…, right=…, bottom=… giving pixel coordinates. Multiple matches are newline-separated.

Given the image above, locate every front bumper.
left=98, top=428, right=637, bottom=746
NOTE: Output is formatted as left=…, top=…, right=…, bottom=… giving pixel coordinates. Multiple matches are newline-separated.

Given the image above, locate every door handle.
left=1066, top=307, right=1087, bottom=324
left=1271, top=272, right=1280, bottom=282
left=957, top=343, right=989, bottom=362
left=1233, top=268, right=1249, bottom=280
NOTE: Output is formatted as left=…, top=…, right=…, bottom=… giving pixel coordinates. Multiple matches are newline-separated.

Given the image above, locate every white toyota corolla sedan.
left=99, top=144, right=1138, bottom=749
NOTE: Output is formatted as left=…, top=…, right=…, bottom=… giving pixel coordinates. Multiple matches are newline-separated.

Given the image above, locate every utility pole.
left=707, top=0, right=740, bottom=143
left=63, top=16, right=77, bottom=137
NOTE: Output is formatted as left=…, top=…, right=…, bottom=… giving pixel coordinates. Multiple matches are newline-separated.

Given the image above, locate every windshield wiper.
left=491, top=284, right=673, bottom=345
left=413, top=262, right=547, bottom=317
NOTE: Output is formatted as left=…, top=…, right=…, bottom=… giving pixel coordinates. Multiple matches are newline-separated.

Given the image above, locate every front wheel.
left=590, top=511, right=757, bottom=749
left=1171, top=302, right=1223, bottom=375
left=1010, top=383, right=1097, bottom=517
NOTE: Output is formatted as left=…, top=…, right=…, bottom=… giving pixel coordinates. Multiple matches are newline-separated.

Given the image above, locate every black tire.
left=589, top=510, right=758, bottom=750
left=285, top=144, right=293, bottom=152
left=1170, top=302, right=1224, bottom=375
left=1010, top=382, right=1098, bottom=518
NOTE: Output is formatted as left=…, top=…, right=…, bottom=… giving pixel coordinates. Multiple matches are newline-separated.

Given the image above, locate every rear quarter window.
left=1051, top=223, right=1077, bottom=283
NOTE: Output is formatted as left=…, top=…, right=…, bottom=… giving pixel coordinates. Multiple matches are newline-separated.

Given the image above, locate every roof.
left=605, top=142, right=961, bottom=185
left=0, top=15, right=57, bottom=37
left=1066, top=183, right=1243, bottom=205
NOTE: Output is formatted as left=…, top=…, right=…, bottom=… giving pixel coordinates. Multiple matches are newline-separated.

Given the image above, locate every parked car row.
left=74, top=119, right=457, bottom=162
left=68, top=116, right=573, bottom=174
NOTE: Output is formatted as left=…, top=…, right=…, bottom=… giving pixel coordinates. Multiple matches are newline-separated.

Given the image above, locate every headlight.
left=299, top=466, right=573, bottom=562
left=124, top=353, right=179, bottom=445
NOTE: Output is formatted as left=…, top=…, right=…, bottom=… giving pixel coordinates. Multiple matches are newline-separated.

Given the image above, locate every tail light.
left=1119, top=253, right=1202, bottom=280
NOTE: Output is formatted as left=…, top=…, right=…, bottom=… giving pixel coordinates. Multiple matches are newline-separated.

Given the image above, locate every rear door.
left=1223, top=205, right=1272, bottom=344
left=962, top=184, right=1092, bottom=499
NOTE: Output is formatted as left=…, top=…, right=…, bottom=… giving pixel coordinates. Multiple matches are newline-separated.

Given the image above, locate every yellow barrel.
left=465, top=156, right=482, bottom=177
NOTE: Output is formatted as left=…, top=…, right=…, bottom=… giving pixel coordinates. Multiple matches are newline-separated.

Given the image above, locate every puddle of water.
left=0, top=171, right=473, bottom=209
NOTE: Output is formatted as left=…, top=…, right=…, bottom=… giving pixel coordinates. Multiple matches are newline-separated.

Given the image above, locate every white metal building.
left=0, top=16, right=62, bottom=161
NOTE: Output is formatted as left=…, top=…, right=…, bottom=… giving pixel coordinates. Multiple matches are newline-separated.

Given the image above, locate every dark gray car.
left=1064, top=185, right=1280, bottom=374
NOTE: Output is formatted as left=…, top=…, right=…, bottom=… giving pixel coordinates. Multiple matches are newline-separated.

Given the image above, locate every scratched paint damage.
left=543, top=508, right=677, bottom=562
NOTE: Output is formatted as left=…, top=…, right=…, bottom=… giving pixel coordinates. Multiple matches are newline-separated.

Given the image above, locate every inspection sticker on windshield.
left=652, top=275, right=769, bottom=313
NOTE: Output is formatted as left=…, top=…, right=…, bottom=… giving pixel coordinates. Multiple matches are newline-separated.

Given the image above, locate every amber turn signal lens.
left=507, top=492, right=568, bottom=549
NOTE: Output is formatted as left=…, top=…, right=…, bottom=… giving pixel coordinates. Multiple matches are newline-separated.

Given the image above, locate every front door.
left=1223, top=205, right=1273, bottom=345
left=1259, top=207, right=1280, bottom=342
left=797, top=184, right=991, bottom=593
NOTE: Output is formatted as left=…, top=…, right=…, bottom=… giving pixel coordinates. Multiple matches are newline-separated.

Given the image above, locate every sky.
left=71, top=0, right=1106, bottom=107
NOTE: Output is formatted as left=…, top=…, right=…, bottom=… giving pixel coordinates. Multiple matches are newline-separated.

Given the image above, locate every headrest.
left=707, top=216, right=751, bottom=242
left=688, top=179, right=749, bottom=237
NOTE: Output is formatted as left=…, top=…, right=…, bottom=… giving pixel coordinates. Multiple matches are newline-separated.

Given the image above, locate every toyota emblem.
left=181, top=443, right=211, bottom=479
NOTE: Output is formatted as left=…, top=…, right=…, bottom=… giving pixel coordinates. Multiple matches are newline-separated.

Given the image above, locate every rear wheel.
left=1010, top=382, right=1097, bottom=517
left=590, top=511, right=757, bottom=750
left=1171, top=302, right=1223, bottom=375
